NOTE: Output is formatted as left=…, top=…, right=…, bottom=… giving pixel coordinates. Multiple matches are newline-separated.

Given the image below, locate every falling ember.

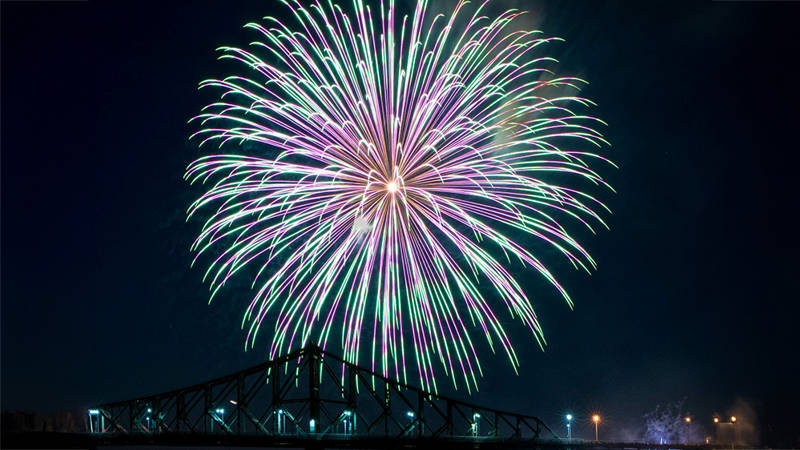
left=186, top=0, right=613, bottom=392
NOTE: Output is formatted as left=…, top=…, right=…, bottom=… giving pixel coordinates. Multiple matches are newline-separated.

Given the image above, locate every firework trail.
left=186, top=0, right=613, bottom=392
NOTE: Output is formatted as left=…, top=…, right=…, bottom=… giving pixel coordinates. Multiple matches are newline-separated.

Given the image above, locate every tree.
left=644, top=400, right=703, bottom=444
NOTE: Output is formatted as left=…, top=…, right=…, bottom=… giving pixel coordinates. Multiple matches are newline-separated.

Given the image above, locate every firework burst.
left=186, top=0, right=613, bottom=392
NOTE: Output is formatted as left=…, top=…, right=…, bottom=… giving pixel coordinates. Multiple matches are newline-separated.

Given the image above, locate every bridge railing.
left=90, top=344, right=556, bottom=441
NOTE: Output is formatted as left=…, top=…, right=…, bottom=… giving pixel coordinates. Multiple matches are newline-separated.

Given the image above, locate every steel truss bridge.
left=88, top=344, right=555, bottom=446
left=50, top=344, right=717, bottom=449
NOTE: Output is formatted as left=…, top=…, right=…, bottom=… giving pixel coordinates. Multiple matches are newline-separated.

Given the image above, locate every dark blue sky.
left=2, top=0, right=799, bottom=446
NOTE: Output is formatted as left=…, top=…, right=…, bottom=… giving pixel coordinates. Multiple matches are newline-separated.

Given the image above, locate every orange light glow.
left=730, top=416, right=737, bottom=423
left=713, top=417, right=720, bottom=423
left=592, top=414, right=600, bottom=423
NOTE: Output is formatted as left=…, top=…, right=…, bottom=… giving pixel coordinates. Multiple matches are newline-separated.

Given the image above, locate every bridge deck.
left=3, top=432, right=727, bottom=450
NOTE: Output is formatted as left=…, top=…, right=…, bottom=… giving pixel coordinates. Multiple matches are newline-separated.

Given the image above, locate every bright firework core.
left=386, top=181, right=398, bottom=194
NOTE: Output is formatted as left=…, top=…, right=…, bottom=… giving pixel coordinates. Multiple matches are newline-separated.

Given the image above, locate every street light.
left=592, top=414, right=601, bottom=441
left=88, top=409, right=102, bottom=433
left=210, top=408, right=225, bottom=433
left=276, top=409, right=286, bottom=434
left=685, top=416, right=692, bottom=423
left=342, top=410, right=353, bottom=435
left=405, top=411, right=416, bottom=436
left=472, top=412, right=481, bottom=436
left=565, top=414, right=573, bottom=439
left=713, top=416, right=720, bottom=423
left=730, top=416, right=736, bottom=423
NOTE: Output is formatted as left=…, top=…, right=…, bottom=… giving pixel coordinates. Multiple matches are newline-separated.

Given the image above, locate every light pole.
left=88, top=409, right=101, bottom=433
left=683, top=416, right=692, bottom=444
left=592, top=414, right=600, bottom=441
left=276, top=409, right=286, bottom=434
left=212, top=408, right=224, bottom=433
left=730, top=416, right=737, bottom=450
left=565, top=414, right=573, bottom=439
left=406, top=411, right=416, bottom=435
left=342, top=410, right=353, bottom=435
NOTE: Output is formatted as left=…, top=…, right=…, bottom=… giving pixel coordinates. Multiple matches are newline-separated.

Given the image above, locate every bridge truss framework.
left=79, top=345, right=723, bottom=449
left=90, top=344, right=556, bottom=444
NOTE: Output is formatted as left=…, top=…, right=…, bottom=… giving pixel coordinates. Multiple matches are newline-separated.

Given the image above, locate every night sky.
left=2, top=0, right=799, bottom=446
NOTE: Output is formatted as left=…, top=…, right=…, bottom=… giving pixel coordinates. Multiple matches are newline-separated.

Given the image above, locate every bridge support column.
left=128, top=402, right=134, bottom=434
left=383, top=381, right=391, bottom=436
left=272, top=368, right=282, bottom=433
left=308, top=346, right=320, bottom=433
left=447, top=401, right=453, bottom=437
left=204, top=386, right=211, bottom=433
left=347, top=366, right=357, bottom=434
left=417, top=391, right=424, bottom=437
left=176, top=394, right=185, bottom=433
left=237, top=374, right=244, bottom=434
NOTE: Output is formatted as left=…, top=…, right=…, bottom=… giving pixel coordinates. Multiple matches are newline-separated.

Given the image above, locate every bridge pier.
left=308, top=345, right=321, bottom=433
